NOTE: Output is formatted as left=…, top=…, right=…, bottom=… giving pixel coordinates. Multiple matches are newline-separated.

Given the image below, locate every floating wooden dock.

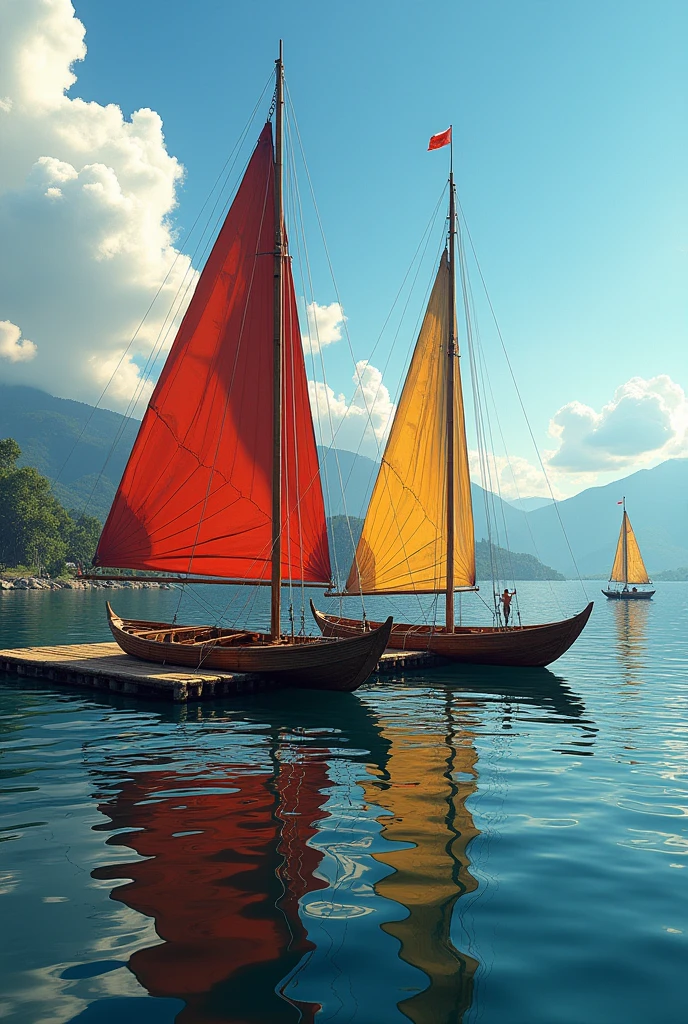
left=0, top=642, right=442, bottom=702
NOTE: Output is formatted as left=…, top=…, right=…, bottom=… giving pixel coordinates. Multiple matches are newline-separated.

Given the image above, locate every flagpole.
left=446, top=126, right=456, bottom=632
left=428, top=125, right=457, bottom=630
left=622, top=495, right=627, bottom=589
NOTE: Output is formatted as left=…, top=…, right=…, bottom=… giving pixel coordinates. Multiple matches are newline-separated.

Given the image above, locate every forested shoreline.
left=0, top=438, right=101, bottom=576
left=5, top=436, right=680, bottom=586
left=1, top=436, right=570, bottom=585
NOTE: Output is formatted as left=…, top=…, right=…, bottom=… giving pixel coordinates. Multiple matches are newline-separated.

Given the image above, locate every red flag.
left=428, top=127, right=452, bottom=151
left=617, top=500, right=623, bottom=504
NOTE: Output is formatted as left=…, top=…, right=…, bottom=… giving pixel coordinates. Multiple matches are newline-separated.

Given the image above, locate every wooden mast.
left=271, top=41, right=284, bottom=641
left=621, top=495, right=628, bottom=590
left=446, top=132, right=456, bottom=632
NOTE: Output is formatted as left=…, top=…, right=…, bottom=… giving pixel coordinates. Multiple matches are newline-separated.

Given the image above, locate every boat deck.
left=0, top=642, right=442, bottom=702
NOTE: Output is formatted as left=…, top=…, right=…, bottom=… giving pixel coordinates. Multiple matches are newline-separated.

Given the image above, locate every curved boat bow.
left=107, top=604, right=393, bottom=692
left=311, top=600, right=593, bottom=669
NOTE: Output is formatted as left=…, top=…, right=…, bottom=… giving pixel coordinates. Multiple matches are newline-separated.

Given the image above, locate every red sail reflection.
left=92, top=757, right=331, bottom=1024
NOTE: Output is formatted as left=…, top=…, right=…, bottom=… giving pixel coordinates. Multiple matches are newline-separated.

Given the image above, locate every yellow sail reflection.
left=612, top=599, right=649, bottom=685
left=364, top=697, right=479, bottom=1023
left=346, top=253, right=475, bottom=594
left=610, top=512, right=651, bottom=584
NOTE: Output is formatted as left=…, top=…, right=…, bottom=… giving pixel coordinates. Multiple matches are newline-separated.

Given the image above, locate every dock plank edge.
left=0, top=643, right=444, bottom=702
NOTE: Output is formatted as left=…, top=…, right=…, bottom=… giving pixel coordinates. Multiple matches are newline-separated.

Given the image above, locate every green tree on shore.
left=0, top=438, right=22, bottom=472
left=65, top=513, right=102, bottom=566
left=0, top=438, right=101, bottom=574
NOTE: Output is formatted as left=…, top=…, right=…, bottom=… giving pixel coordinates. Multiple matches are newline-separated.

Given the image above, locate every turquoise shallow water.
left=1, top=582, right=687, bottom=1023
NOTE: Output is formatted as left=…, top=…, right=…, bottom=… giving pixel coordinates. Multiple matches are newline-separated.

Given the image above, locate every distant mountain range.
left=318, top=447, right=379, bottom=519
left=493, top=458, right=688, bottom=577
left=506, top=496, right=554, bottom=512
left=328, top=516, right=563, bottom=584
left=321, top=433, right=688, bottom=575
left=2, top=382, right=686, bottom=576
left=0, top=383, right=137, bottom=522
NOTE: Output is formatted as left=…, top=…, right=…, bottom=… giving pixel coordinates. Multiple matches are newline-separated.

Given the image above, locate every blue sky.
left=1, top=0, right=686, bottom=499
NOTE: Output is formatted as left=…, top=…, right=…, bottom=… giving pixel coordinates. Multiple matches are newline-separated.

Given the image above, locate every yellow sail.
left=345, top=253, right=475, bottom=594
left=610, top=511, right=651, bottom=584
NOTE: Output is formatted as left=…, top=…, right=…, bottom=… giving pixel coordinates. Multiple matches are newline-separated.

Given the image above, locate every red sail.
left=94, top=123, right=331, bottom=583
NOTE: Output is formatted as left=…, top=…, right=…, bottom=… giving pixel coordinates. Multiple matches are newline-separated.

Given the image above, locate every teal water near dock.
left=1, top=582, right=687, bottom=1023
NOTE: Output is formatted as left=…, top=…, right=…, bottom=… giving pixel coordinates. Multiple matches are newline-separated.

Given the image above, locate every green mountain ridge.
left=0, top=384, right=138, bottom=521
left=2, top=383, right=686, bottom=575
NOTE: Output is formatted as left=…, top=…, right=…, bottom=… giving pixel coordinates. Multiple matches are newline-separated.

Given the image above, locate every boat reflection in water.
left=362, top=694, right=480, bottom=1023
left=611, top=598, right=650, bottom=686
left=359, top=666, right=595, bottom=1024
left=89, top=675, right=592, bottom=1022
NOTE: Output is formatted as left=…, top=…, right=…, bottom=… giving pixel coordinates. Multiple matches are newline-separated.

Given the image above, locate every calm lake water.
left=1, top=582, right=687, bottom=1023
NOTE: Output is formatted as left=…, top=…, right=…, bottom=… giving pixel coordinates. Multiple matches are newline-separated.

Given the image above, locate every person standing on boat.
left=500, top=589, right=516, bottom=626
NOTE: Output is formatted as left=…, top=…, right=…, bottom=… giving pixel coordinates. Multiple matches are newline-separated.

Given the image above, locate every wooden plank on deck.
left=0, top=641, right=274, bottom=702
left=0, top=641, right=442, bottom=703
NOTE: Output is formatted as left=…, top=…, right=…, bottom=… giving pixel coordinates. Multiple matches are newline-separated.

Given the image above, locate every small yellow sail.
left=610, top=512, right=651, bottom=584
left=345, top=253, right=475, bottom=594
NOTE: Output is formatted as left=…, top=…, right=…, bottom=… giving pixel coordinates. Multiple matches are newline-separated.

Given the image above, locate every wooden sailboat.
left=602, top=498, right=655, bottom=600
left=92, top=46, right=392, bottom=690
left=313, top=144, right=592, bottom=668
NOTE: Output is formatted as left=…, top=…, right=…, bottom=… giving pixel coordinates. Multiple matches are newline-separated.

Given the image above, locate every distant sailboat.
left=92, top=45, right=392, bottom=689
left=313, top=135, right=592, bottom=668
left=602, top=498, right=655, bottom=600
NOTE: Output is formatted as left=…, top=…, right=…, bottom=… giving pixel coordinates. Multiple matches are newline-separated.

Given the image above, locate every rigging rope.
left=456, top=200, right=589, bottom=602
left=285, top=86, right=450, bottom=624
left=57, top=72, right=275, bottom=522
left=458, top=221, right=524, bottom=622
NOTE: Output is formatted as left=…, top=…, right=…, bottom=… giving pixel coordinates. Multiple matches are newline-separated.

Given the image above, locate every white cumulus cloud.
left=549, top=375, right=688, bottom=471
left=309, top=360, right=396, bottom=457
left=302, top=301, right=347, bottom=356
left=0, top=320, right=37, bottom=363
left=468, top=449, right=560, bottom=501
left=0, top=0, right=196, bottom=409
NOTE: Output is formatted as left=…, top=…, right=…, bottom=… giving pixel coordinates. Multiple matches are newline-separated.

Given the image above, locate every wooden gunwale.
left=107, top=604, right=393, bottom=692
left=311, top=601, right=594, bottom=669
left=130, top=625, right=254, bottom=639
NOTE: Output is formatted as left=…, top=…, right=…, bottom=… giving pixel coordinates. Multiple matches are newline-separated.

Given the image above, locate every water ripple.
left=0, top=582, right=687, bottom=1023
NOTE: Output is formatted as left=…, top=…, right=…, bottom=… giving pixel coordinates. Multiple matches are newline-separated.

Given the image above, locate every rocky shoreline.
left=0, top=576, right=172, bottom=591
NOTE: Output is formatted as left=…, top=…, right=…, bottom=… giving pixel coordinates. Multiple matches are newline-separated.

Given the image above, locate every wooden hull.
left=106, top=603, right=393, bottom=692
left=602, top=589, right=654, bottom=600
left=311, top=601, right=594, bottom=668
